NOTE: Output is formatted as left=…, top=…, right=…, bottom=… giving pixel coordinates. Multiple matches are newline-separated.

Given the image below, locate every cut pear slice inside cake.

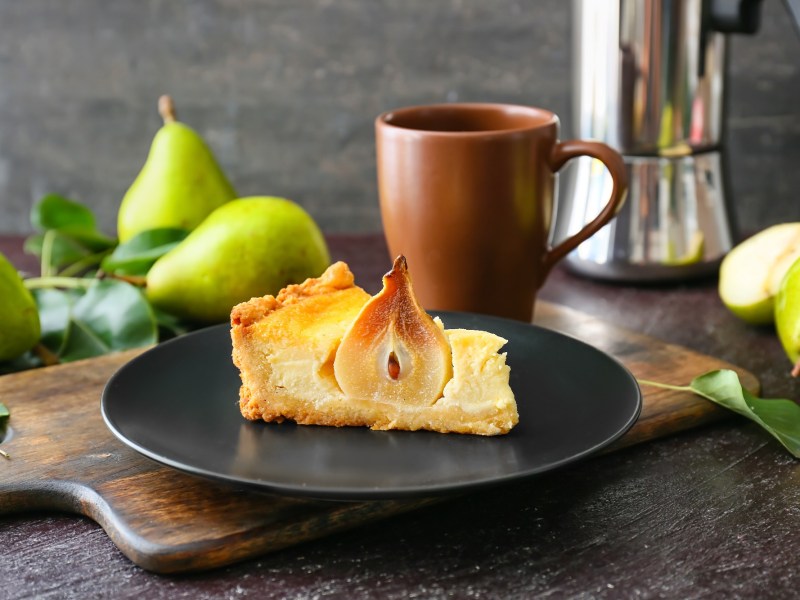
left=230, top=258, right=518, bottom=435
left=334, top=256, right=453, bottom=407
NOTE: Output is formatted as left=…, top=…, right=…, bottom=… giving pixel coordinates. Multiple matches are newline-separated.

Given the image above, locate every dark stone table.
left=2, top=233, right=800, bottom=599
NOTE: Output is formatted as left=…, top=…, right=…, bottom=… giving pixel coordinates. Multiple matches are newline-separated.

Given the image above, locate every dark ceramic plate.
left=101, top=312, right=641, bottom=501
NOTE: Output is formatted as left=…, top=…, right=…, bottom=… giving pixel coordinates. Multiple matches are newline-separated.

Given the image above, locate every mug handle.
left=542, top=140, right=628, bottom=276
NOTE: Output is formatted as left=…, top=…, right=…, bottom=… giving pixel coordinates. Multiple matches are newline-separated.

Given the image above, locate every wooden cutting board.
left=0, top=301, right=758, bottom=574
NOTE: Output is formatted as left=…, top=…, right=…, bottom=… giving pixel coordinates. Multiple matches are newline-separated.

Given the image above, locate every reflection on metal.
left=560, top=0, right=751, bottom=281
left=573, top=0, right=726, bottom=156
left=553, top=153, right=734, bottom=281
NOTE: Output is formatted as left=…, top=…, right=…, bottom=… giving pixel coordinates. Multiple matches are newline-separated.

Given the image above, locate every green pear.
left=117, top=95, right=237, bottom=242
left=775, top=257, right=800, bottom=376
left=719, top=223, right=800, bottom=325
left=146, top=197, right=331, bottom=322
left=0, top=252, right=41, bottom=361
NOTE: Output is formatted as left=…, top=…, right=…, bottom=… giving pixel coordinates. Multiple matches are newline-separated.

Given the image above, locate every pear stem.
left=40, top=229, right=57, bottom=278
left=637, top=379, right=692, bottom=393
left=108, top=274, right=147, bottom=287
left=24, top=276, right=94, bottom=290
left=158, top=95, right=177, bottom=124
left=34, top=343, right=60, bottom=367
left=792, top=360, right=800, bottom=378
left=58, top=248, right=113, bottom=277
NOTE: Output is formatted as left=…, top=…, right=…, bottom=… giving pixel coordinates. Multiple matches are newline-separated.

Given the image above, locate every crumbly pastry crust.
left=230, top=262, right=519, bottom=436
left=231, top=261, right=358, bottom=328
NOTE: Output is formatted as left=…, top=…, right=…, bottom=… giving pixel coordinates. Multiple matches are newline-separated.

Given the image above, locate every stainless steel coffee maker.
left=553, top=0, right=763, bottom=281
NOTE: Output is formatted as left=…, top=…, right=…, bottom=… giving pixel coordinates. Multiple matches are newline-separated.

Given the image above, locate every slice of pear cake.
left=230, top=258, right=518, bottom=435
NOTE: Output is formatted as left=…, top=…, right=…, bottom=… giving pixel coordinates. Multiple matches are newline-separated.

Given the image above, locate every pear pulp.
left=146, top=197, right=330, bottom=323
left=117, top=100, right=236, bottom=242
left=333, top=256, right=454, bottom=406
left=0, top=252, right=41, bottom=361
left=719, top=223, right=800, bottom=325
left=775, top=257, right=800, bottom=376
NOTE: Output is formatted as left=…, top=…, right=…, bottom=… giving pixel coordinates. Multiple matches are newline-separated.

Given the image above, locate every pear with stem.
left=117, top=95, right=237, bottom=242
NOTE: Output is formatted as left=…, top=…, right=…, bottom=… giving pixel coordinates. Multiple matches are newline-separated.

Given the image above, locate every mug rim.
left=376, top=102, right=559, bottom=136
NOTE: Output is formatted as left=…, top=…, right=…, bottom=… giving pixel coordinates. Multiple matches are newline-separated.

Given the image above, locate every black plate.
left=101, top=312, right=641, bottom=501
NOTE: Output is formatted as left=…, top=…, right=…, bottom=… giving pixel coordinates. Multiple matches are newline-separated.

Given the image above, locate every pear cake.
left=230, top=257, right=518, bottom=435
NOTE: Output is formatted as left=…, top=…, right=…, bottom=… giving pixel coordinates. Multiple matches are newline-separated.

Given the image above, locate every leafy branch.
left=1, top=194, right=195, bottom=375
left=640, top=370, right=800, bottom=458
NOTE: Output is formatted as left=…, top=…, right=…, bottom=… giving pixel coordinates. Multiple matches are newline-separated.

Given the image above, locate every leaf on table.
left=689, top=370, right=800, bottom=458
left=101, top=227, right=189, bottom=276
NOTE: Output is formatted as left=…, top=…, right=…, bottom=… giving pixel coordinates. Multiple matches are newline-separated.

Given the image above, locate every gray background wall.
left=0, top=0, right=797, bottom=236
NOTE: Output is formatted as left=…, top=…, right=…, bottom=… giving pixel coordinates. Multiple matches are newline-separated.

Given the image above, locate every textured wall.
left=0, top=0, right=797, bottom=236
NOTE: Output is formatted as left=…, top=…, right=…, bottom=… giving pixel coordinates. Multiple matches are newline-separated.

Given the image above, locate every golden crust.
left=232, top=262, right=371, bottom=427
left=231, top=261, right=356, bottom=328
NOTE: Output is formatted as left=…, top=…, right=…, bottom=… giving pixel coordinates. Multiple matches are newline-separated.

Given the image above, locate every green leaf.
left=151, top=305, right=196, bottom=340
left=25, top=278, right=158, bottom=365
left=58, top=280, right=157, bottom=362
left=689, top=370, right=800, bottom=458
left=0, top=351, right=42, bottom=375
left=29, top=195, right=116, bottom=254
left=25, top=232, right=91, bottom=269
left=31, top=288, right=76, bottom=354
left=59, top=319, right=111, bottom=362
left=56, top=226, right=116, bottom=253
left=31, top=194, right=96, bottom=232
left=8, top=199, right=169, bottom=373
left=101, top=228, right=189, bottom=276
left=640, top=370, right=800, bottom=459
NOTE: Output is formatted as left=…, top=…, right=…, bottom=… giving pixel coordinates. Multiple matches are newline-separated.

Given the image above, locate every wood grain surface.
left=0, top=301, right=758, bottom=574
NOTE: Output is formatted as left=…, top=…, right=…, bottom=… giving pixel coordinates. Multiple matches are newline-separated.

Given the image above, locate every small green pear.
left=0, top=252, right=41, bottom=361
left=775, top=256, right=800, bottom=376
left=146, top=197, right=331, bottom=322
left=719, top=223, right=800, bottom=325
left=117, top=95, right=237, bottom=242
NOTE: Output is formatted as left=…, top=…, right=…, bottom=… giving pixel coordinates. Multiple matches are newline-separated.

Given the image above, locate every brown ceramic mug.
left=375, top=103, right=628, bottom=322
